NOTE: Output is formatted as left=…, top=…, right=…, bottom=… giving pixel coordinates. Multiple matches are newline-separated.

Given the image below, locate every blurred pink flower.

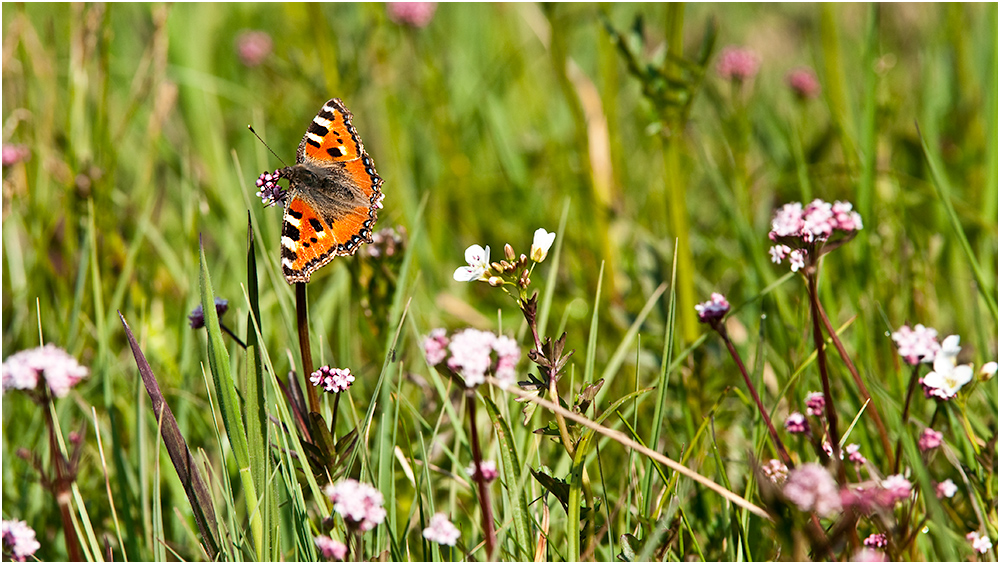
left=1, top=520, right=40, bottom=562
left=422, top=513, right=460, bottom=546
left=1, top=144, right=29, bottom=167
left=852, top=548, right=888, bottom=562
left=891, top=324, right=940, bottom=366
left=935, top=479, right=957, bottom=499
left=783, top=463, right=841, bottom=517
left=466, top=459, right=499, bottom=483
left=387, top=2, right=437, bottom=28
left=784, top=412, right=808, bottom=434
left=236, top=30, right=272, bottom=67
left=2, top=344, right=89, bottom=398
left=786, top=67, right=821, bottom=99
left=805, top=391, right=825, bottom=417
left=917, top=428, right=943, bottom=452
left=716, top=46, right=760, bottom=82
left=314, top=535, right=347, bottom=561
left=447, top=329, right=498, bottom=387
left=423, top=328, right=450, bottom=366
left=695, top=293, right=730, bottom=324
left=879, top=474, right=912, bottom=506
left=966, top=531, right=993, bottom=554
left=761, top=459, right=788, bottom=484
left=325, top=479, right=386, bottom=532
left=845, top=443, right=866, bottom=465
left=491, top=335, right=520, bottom=387
left=863, top=533, right=887, bottom=549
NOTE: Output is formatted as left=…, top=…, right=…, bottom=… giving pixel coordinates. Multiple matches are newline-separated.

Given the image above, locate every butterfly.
left=278, top=98, right=384, bottom=284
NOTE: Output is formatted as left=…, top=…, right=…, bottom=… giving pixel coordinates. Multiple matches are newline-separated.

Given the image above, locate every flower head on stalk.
left=255, top=169, right=287, bottom=208
left=716, top=46, right=760, bottom=84
left=1, top=520, right=40, bottom=562
left=325, top=479, right=386, bottom=533
left=453, top=229, right=556, bottom=301
left=387, top=2, right=437, bottom=28
left=936, top=479, right=958, bottom=499
left=2, top=344, right=89, bottom=398
left=891, top=324, right=940, bottom=366
left=314, top=535, right=347, bottom=561
left=783, top=463, right=841, bottom=517
left=442, top=329, right=520, bottom=388
left=189, top=297, right=230, bottom=329
left=787, top=67, right=821, bottom=100
left=310, top=366, right=355, bottom=394
left=966, top=532, right=993, bottom=554
left=768, top=199, right=863, bottom=273
left=695, top=292, right=730, bottom=330
left=422, top=513, right=461, bottom=546
left=466, top=459, right=499, bottom=483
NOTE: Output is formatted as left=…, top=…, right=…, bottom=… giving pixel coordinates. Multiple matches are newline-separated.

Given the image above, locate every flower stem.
left=219, top=323, right=247, bottom=349
left=815, top=300, right=894, bottom=469
left=42, top=388, right=82, bottom=562
left=466, top=390, right=496, bottom=560
left=296, top=282, right=319, bottom=413
left=893, top=364, right=922, bottom=474
left=716, top=325, right=792, bottom=467
left=807, top=272, right=845, bottom=482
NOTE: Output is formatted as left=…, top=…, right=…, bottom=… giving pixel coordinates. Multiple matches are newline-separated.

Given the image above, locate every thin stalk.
left=816, top=300, right=894, bottom=468
left=219, top=323, right=247, bottom=349
left=296, top=282, right=319, bottom=413
left=43, top=388, right=82, bottom=561
left=893, top=364, right=922, bottom=474
left=807, top=272, right=845, bottom=482
left=717, top=325, right=792, bottom=467
left=466, top=391, right=497, bottom=560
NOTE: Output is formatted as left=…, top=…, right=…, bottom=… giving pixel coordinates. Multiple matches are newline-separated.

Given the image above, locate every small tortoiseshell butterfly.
left=278, top=98, right=384, bottom=284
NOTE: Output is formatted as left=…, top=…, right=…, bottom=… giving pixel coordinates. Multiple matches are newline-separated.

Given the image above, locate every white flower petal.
left=940, top=335, right=961, bottom=357
left=454, top=266, right=481, bottom=282
left=951, top=364, right=974, bottom=387
left=464, top=244, right=489, bottom=266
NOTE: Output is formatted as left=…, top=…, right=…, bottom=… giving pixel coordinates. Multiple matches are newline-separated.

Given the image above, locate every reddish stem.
left=296, top=282, right=319, bottom=413
left=807, top=272, right=845, bottom=483
left=42, top=387, right=82, bottom=561
left=466, top=390, right=497, bottom=560
left=893, top=364, right=922, bottom=474
left=717, top=325, right=793, bottom=467
left=815, top=300, right=895, bottom=469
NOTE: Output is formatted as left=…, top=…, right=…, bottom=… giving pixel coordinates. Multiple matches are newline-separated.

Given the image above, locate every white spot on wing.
left=281, top=236, right=297, bottom=250
left=313, top=116, right=333, bottom=128
left=306, top=132, right=324, bottom=145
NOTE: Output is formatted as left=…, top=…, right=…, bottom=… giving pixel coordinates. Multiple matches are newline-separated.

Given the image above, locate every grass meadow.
left=2, top=3, right=997, bottom=562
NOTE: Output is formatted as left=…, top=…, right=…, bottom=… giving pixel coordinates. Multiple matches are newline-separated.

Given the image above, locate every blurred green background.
left=2, top=3, right=996, bottom=561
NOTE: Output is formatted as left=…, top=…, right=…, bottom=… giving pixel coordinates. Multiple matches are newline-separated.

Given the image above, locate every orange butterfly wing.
left=280, top=99, right=384, bottom=284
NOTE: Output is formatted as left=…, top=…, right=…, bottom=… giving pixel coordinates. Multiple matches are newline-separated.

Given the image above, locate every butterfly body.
left=279, top=98, right=383, bottom=284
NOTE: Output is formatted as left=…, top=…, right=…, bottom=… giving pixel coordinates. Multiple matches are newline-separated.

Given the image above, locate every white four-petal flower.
left=530, top=228, right=556, bottom=262
left=453, top=244, right=491, bottom=282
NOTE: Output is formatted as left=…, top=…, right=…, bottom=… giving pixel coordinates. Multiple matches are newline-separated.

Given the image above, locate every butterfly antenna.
left=248, top=125, right=288, bottom=167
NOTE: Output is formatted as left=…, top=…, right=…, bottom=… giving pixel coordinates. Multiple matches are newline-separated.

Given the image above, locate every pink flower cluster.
left=694, top=293, right=730, bottom=324
left=423, top=328, right=520, bottom=387
left=844, top=444, right=866, bottom=466
left=761, top=459, right=788, bottom=484
left=325, top=479, right=387, bottom=532
left=918, top=428, right=943, bottom=452
left=783, top=463, right=841, bottom=517
left=2, top=344, right=89, bottom=398
left=936, top=479, right=957, bottom=499
left=2, top=144, right=29, bottom=167
left=235, top=30, right=272, bottom=67
left=863, top=533, right=888, bottom=549
left=716, top=46, right=760, bottom=82
left=466, top=459, right=499, bottom=483
left=310, top=366, right=355, bottom=394
left=768, top=200, right=863, bottom=271
left=422, top=513, right=461, bottom=546
left=966, top=531, right=993, bottom=554
left=314, top=535, right=347, bottom=561
left=805, top=392, right=825, bottom=417
left=784, top=412, right=809, bottom=434
left=1, top=520, right=40, bottom=562
left=386, top=2, right=437, bottom=28
left=890, top=324, right=940, bottom=365
left=786, top=67, right=821, bottom=100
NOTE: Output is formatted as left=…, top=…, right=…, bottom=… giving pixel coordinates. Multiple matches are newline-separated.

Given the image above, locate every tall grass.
left=2, top=3, right=996, bottom=562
